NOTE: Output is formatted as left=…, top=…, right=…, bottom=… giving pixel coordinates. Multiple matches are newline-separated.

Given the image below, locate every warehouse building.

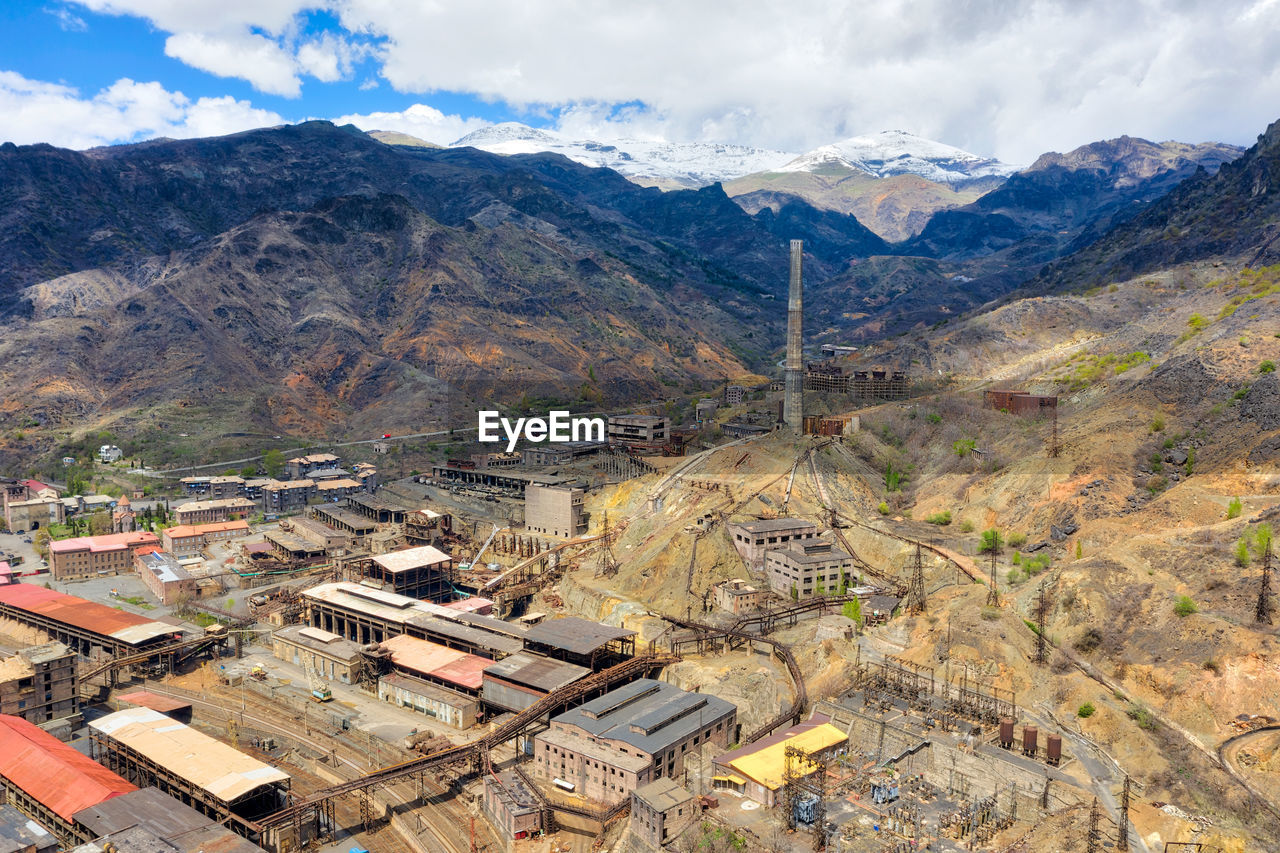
left=303, top=582, right=525, bottom=659
left=481, top=651, right=590, bottom=714
left=363, top=545, right=455, bottom=601
left=0, top=585, right=178, bottom=658
left=309, top=504, right=377, bottom=538
left=607, top=415, right=670, bottom=453
left=271, top=625, right=363, bottom=685
left=114, top=691, right=192, bottom=725
left=523, top=616, right=635, bottom=669
left=378, top=674, right=480, bottom=729
left=89, top=708, right=290, bottom=825
left=533, top=679, right=736, bottom=804
left=711, top=579, right=769, bottom=615
left=726, top=518, right=818, bottom=569
left=0, top=803, right=57, bottom=853
left=0, top=714, right=137, bottom=846
left=47, top=531, right=160, bottom=580
left=345, top=493, right=410, bottom=524
left=711, top=714, right=847, bottom=807
left=0, top=642, right=77, bottom=725
left=71, top=787, right=265, bottom=853
left=381, top=634, right=489, bottom=696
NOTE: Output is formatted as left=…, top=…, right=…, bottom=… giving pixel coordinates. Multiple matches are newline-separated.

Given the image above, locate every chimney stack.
left=784, top=239, right=804, bottom=432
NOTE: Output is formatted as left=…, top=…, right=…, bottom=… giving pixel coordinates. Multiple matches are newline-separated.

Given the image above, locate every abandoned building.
left=727, top=518, right=818, bottom=569
left=524, top=483, right=586, bottom=539
left=0, top=642, right=77, bottom=726
left=984, top=390, right=1059, bottom=415
left=764, top=538, right=855, bottom=598
left=363, top=544, right=455, bottom=601
left=607, top=415, right=670, bottom=454
left=711, top=579, right=769, bottom=614
left=47, top=531, right=161, bottom=581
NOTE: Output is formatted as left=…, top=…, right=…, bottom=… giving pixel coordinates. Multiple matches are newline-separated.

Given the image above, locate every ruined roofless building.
left=784, top=239, right=804, bottom=432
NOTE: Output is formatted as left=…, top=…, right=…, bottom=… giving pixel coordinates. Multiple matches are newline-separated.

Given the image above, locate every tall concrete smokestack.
left=784, top=239, right=804, bottom=432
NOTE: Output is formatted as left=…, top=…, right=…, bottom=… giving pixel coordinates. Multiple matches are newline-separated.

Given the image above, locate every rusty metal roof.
left=115, top=691, right=192, bottom=715
left=482, top=651, right=589, bottom=692
left=523, top=616, right=635, bottom=655
left=0, top=585, right=177, bottom=645
left=0, top=715, right=136, bottom=821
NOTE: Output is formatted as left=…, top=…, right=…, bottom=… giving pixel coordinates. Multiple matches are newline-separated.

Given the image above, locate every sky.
left=1, top=0, right=1279, bottom=164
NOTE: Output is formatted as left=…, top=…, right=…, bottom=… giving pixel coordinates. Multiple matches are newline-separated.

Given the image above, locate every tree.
left=263, top=449, right=285, bottom=479
left=1174, top=595, right=1198, bottom=617
left=790, top=583, right=798, bottom=601
left=979, top=528, right=1003, bottom=553
left=1228, top=497, right=1243, bottom=519
left=1236, top=538, right=1251, bottom=568
left=953, top=438, right=976, bottom=457
left=241, top=466, right=258, bottom=478
left=1254, top=522, right=1273, bottom=556
left=842, top=598, right=862, bottom=624
left=89, top=511, right=112, bottom=535
left=1075, top=540, right=1083, bottom=560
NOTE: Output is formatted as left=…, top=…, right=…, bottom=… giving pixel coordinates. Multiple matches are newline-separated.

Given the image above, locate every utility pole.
left=1049, top=405, right=1061, bottom=458
left=986, top=534, right=1001, bottom=608
left=1118, top=775, right=1133, bottom=852
left=1086, top=797, right=1102, bottom=853
left=907, top=542, right=927, bottom=615
left=1257, top=535, right=1274, bottom=625
left=1034, top=580, right=1049, bottom=665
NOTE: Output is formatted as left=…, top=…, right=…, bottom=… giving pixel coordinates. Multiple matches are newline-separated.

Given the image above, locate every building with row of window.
left=47, top=531, right=160, bottom=581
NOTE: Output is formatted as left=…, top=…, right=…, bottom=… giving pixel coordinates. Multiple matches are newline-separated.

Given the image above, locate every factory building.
left=309, top=504, right=377, bottom=538
left=533, top=679, right=735, bottom=804
left=726, top=518, right=819, bottom=570
left=521, top=441, right=607, bottom=466
left=711, top=714, right=847, bottom=807
left=0, top=585, right=178, bottom=658
left=378, top=674, right=480, bottom=729
left=271, top=625, right=363, bottom=685
left=0, top=803, right=57, bottom=853
left=70, top=787, right=265, bottom=853
left=113, top=691, right=193, bottom=725
left=522, top=616, right=636, bottom=669
left=345, top=493, right=410, bottom=524
left=764, top=538, right=855, bottom=598
left=47, top=531, right=160, bottom=580
left=630, top=778, right=696, bottom=851
left=482, top=770, right=543, bottom=843
left=711, top=579, right=769, bottom=615
left=364, top=545, right=455, bottom=601
left=607, top=415, right=670, bottom=453
left=524, top=483, right=586, bottom=539
left=0, top=642, right=77, bottom=725
left=89, top=708, right=290, bottom=825
left=0, top=714, right=137, bottom=847
left=480, top=651, right=590, bottom=714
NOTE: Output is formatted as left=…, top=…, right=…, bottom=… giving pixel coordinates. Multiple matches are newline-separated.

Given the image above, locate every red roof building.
left=0, top=584, right=177, bottom=655
left=0, top=714, right=135, bottom=844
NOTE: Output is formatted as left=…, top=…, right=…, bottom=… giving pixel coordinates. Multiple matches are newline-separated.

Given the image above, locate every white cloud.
left=332, top=103, right=489, bottom=146
left=63, top=0, right=1280, bottom=160
left=0, top=71, right=283, bottom=149
left=46, top=5, right=89, bottom=31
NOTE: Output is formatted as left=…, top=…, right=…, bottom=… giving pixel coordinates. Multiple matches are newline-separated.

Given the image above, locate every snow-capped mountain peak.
left=777, top=130, right=1019, bottom=185
left=447, top=122, right=797, bottom=188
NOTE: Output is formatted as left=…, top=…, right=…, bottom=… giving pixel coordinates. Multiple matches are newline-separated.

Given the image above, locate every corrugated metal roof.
left=482, top=652, right=589, bottom=692
left=523, top=616, right=635, bottom=655
left=404, top=614, right=524, bottom=656
left=90, top=709, right=288, bottom=803
left=372, top=545, right=452, bottom=573
left=381, top=673, right=477, bottom=707
left=729, top=518, right=816, bottom=534
left=0, top=714, right=136, bottom=821
left=48, top=531, right=159, bottom=554
left=116, top=691, right=192, bottom=714
left=382, top=634, right=466, bottom=674
left=723, top=722, right=846, bottom=790
left=429, top=655, right=489, bottom=690
left=0, top=585, right=177, bottom=645
left=552, top=679, right=735, bottom=757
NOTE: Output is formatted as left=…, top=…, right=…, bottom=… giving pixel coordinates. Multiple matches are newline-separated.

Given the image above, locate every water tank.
left=1047, top=734, right=1062, bottom=765
left=1023, top=725, right=1038, bottom=756
left=999, top=718, right=1015, bottom=748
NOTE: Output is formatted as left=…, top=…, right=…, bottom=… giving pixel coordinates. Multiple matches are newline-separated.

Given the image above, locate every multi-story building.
left=532, top=679, right=735, bottom=804
left=161, top=520, right=250, bottom=557
left=284, top=453, right=341, bottom=480
left=724, top=385, right=745, bottom=406
left=521, top=441, right=607, bottom=466
left=764, top=538, right=854, bottom=598
left=711, top=579, right=769, bottom=614
left=47, top=531, right=160, bottom=581
left=171, top=498, right=255, bottom=526
left=260, top=480, right=316, bottom=514
left=524, top=483, right=585, bottom=539
left=3, top=498, right=63, bottom=534
left=726, top=518, right=818, bottom=569
left=630, top=778, right=696, bottom=851
left=607, top=415, right=670, bottom=453
left=315, top=478, right=363, bottom=502
left=206, top=476, right=245, bottom=500
left=0, top=642, right=77, bottom=724
left=134, top=550, right=196, bottom=606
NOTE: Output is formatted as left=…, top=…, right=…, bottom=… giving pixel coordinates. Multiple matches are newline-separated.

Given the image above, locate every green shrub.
left=960, top=520, right=974, bottom=533
left=926, top=413, right=942, bottom=424
left=1185, top=447, right=1195, bottom=476
left=1174, top=595, right=1198, bottom=617
left=877, top=501, right=890, bottom=516
left=1077, top=702, right=1096, bottom=719
left=1233, top=385, right=1250, bottom=402
left=1235, top=538, right=1251, bottom=568
left=953, top=438, right=976, bottom=458
left=1227, top=496, right=1243, bottom=519
left=1075, top=540, right=1083, bottom=560
left=1007, top=532, right=1027, bottom=547
left=1007, top=568, right=1022, bottom=584
left=1260, top=360, right=1276, bottom=374
left=884, top=463, right=902, bottom=492
left=979, top=528, right=1003, bottom=553
left=1254, top=523, right=1273, bottom=555
left=1127, top=704, right=1157, bottom=730
left=1187, top=313, right=1207, bottom=331
left=842, top=599, right=862, bottom=624
left=926, top=510, right=952, bottom=525
left=1011, top=551, right=1022, bottom=565
left=1150, top=415, right=1165, bottom=433
left=980, top=606, right=1001, bottom=621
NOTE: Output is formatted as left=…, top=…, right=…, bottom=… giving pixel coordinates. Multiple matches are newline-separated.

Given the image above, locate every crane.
left=305, top=657, right=332, bottom=703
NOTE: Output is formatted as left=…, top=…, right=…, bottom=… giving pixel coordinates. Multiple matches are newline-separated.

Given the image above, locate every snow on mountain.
left=449, top=122, right=797, bottom=187
left=776, top=130, right=1019, bottom=185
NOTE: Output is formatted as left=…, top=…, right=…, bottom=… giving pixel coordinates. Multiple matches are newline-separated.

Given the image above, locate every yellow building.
left=711, top=715, right=847, bottom=807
